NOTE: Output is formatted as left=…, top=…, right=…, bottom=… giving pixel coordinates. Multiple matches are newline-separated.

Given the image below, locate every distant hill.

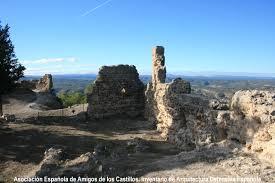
left=24, top=74, right=275, bottom=94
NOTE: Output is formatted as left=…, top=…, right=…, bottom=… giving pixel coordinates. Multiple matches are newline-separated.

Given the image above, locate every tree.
left=0, top=22, right=25, bottom=116
left=58, top=92, right=87, bottom=108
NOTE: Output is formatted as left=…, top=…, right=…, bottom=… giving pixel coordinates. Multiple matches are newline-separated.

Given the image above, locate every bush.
left=58, top=92, right=87, bottom=108
left=84, top=83, right=94, bottom=95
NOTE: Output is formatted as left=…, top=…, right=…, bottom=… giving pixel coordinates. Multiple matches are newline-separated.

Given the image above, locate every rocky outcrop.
left=145, top=46, right=221, bottom=150
left=31, top=148, right=102, bottom=178
left=217, top=90, right=275, bottom=165
left=231, top=90, right=274, bottom=124
left=36, top=74, right=53, bottom=92
left=87, top=65, right=144, bottom=119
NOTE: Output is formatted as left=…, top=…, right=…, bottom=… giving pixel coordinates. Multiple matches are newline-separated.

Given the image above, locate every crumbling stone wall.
left=217, top=90, right=275, bottom=165
left=36, top=74, right=53, bottom=92
left=19, top=74, right=53, bottom=92
left=152, top=46, right=166, bottom=86
left=145, top=46, right=220, bottom=150
left=87, top=65, right=144, bottom=119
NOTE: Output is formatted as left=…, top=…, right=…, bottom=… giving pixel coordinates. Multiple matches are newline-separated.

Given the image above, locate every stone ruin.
left=86, top=46, right=275, bottom=160
left=152, top=46, right=166, bottom=85
left=19, top=74, right=53, bottom=92
left=144, top=46, right=221, bottom=150
left=218, top=90, right=275, bottom=166
left=145, top=47, right=275, bottom=164
left=86, top=47, right=220, bottom=149
left=36, top=74, right=53, bottom=92
left=6, top=46, right=274, bottom=180
left=87, top=65, right=144, bottom=119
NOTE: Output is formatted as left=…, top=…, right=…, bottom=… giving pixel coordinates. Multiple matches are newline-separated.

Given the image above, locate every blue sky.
left=0, top=0, right=274, bottom=76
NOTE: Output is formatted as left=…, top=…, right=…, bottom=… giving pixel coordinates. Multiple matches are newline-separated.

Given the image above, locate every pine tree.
left=0, top=22, right=25, bottom=116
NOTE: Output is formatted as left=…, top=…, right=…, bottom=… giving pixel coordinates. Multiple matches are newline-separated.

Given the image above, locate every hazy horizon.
left=24, top=70, right=275, bottom=78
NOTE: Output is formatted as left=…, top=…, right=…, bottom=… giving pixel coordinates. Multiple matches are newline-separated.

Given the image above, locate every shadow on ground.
left=0, top=116, right=237, bottom=180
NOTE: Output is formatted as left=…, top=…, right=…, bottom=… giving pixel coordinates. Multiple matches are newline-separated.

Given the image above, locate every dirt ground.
left=0, top=118, right=275, bottom=183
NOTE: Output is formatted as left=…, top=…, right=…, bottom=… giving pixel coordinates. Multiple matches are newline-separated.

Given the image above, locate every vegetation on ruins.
left=0, top=22, right=25, bottom=115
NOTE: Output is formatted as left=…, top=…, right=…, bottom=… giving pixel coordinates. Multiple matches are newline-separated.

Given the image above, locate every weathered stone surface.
left=18, top=74, right=53, bottom=92
left=209, top=99, right=229, bottom=110
left=231, top=90, right=275, bottom=124
left=152, top=46, right=166, bottom=86
left=87, top=65, right=144, bottom=119
left=36, top=74, right=53, bottom=92
left=33, top=148, right=101, bottom=177
left=147, top=46, right=275, bottom=156
left=167, top=78, right=191, bottom=94
left=216, top=110, right=259, bottom=144
left=145, top=46, right=219, bottom=150
left=217, top=90, right=275, bottom=165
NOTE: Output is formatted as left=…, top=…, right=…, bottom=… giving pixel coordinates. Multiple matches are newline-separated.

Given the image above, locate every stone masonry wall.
left=18, top=74, right=53, bottom=92
left=87, top=65, right=144, bottom=119
left=145, top=46, right=221, bottom=150
left=152, top=46, right=166, bottom=86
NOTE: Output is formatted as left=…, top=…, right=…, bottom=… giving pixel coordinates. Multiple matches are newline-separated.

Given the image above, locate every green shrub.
left=58, top=92, right=87, bottom=108
left=84, top=83, right=94, bottom=95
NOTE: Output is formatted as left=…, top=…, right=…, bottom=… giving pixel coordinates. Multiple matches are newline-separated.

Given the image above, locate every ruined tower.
left=152, top=46, right=166, bottom=86
left=36, top=74, right=53, bottom=92
left=87, top=65, right=145, bottom=119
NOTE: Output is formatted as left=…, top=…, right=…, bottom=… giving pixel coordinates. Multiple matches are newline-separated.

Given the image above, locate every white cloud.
left=24, top=62, right=100, bottom=75
left=67, top=57, right=78, bottom=62
left=22, top=57, right=78, bottom=65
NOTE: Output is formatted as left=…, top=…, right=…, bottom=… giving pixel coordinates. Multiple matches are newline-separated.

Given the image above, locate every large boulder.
left=32, top=148, right=102, bottom=177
